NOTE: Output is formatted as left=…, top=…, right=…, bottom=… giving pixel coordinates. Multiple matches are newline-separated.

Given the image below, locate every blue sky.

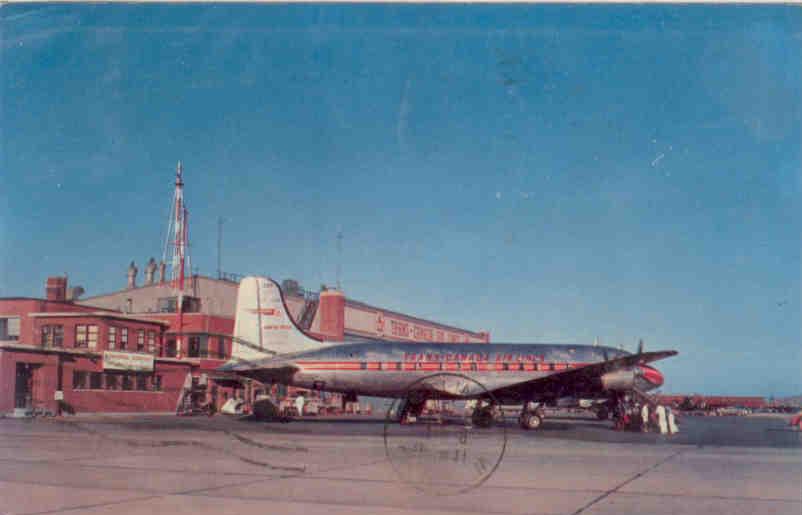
left=2, top=4, right=800, bottom=396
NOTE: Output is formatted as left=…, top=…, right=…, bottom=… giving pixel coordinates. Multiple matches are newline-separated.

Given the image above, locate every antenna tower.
left=161, top=161, right=191, bottom=355
left=162, top=161, right=191, bottom=287
left=336, top=225, right=343, bottom=290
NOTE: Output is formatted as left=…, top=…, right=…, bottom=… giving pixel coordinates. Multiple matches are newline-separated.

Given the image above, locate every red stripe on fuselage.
left=296, top=361, right=592, bottom=372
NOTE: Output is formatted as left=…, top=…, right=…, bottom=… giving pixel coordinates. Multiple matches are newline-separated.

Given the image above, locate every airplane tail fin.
left=229, top=276, right=324, bottom=366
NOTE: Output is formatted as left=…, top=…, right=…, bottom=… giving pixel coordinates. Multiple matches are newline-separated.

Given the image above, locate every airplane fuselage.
left=238, top=341, right=663, bottom=402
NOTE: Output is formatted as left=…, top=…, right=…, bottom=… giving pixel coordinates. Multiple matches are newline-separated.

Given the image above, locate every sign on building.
left=103, top=351, right=154, bottom=372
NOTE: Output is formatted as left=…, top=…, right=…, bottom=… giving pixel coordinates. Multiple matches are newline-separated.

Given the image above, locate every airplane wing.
left=482, top=350, right=678, bottom=402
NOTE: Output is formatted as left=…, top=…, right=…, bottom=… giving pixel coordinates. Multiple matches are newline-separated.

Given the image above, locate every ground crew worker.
left=295, top=394, right=305, bottom=417
left=641, top=402, right=650, bottom=432
left=656, top=404, right=668, bottom=434
left=667, top=406, right=679, bottom=434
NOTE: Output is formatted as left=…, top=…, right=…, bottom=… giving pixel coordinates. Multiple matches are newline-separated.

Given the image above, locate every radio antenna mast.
left=336, top=225, right=343, bottom=290
left=161, top=161, right=189, bottom=355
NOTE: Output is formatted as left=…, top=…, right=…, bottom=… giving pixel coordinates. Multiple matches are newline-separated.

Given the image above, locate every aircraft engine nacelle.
left=600, top=369, right=636, bottom=391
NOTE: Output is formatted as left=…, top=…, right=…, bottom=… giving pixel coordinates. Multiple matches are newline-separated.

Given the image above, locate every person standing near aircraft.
left=295, top=394, right=305, bottom=417
left=667, top=406, right=679, bottom=435
left=656, top=404, right=668, bottom=434
left=641, top=402, right=650, bottom=432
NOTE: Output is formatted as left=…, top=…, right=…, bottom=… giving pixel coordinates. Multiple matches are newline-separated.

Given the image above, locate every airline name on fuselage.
left=404, top=352, right=547, bottom=363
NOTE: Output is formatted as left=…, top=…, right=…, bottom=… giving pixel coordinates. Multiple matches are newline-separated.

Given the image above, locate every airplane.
left=219, top=276, right=677, bottom=430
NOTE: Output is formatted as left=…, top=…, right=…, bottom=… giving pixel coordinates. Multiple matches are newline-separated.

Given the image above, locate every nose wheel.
left=519, top=402, right=544, bottom=430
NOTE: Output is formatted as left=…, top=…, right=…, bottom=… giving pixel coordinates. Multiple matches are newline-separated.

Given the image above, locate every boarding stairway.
left=298, top=299, right=318, bottom=330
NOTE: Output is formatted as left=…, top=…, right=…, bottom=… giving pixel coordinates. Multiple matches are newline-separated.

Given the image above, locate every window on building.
left=108, top=327, right=117, bottom=350
left=217, top=336, right=226, bottom=359
left=157, top=296, right=201, bottom=313
left=120, top=328, right=128, bottom=350
left=470, top=363, right=478, bottom=371
left=41, top=325, right=64, bottom=347
left=185, top=336, right=209, bottom=358
left=75, top=325, right=98, bottom=349
left=165, top=339, right=177, bottom=357
left=360, top=362, right=368, bottom=370
left=147, top=331, right=156, bottom=354
left=136, top=374, right=147, bottom=391
left=105, top=374, right=119, bottom=390
left=152, top=375, right=162, bottom=391
left=157, top=297, right=177, bottom=313
left=75, top=325, right=88, bottom=348
left=137, top=330, right=145, bottom=352
left=182, top=297, right=201, bottom=313
left=90, top=372, right=102, bottom=389
left=88, top=325, right=98, bottom=349
left=122, top=374, right=133, bottom=391
left=502, top=363, right=510, bottom=371
left=188, top=336, right=201, bottom=358
left=0, top=317, right=20, bottom=341
left=395, top=362, right=402, bottom=371
left=72, top=371, right=88, bottom=389
left=518, top=363, right=525, bottom=371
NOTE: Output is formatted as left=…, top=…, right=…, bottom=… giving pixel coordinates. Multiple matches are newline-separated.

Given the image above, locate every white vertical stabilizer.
left=229, top=276, right=326, bottom=366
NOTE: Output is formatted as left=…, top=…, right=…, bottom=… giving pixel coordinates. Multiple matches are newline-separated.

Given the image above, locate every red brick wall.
left=28, top=315, right=165, bottom=353
left=319, top=290, right=345, bottom=341
left=63, top=358, right=190, bottom=414
left=0, top=299, right=93, bottom=347
left=143, top=313, right=234, bottom=358
left=0, top=349, right=60, bottom=413
left=0, top=349, right=194, bottom=414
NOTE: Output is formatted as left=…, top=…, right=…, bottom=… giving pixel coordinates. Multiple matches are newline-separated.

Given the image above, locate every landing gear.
left=519, top=411, right=543, bottom=430
left=471, top=405, right=496, bottom=428
left=596, top=406, right=610, bottom=421
left=397, top=393, right=427, bottom=424
left=519, top=402, right=544, bottom=430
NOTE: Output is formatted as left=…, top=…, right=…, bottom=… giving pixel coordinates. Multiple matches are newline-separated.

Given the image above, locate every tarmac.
left=0, top=412, right=799, bottom=515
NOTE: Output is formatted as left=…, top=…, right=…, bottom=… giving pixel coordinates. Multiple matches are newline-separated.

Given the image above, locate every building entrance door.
left=14, top=363, right=34, bottom=409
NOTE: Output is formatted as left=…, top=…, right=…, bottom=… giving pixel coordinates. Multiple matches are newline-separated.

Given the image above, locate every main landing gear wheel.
left=397, top=396, right=426, bottom=425
left=384, top=373, right=508, bottom=496
left=518, top=402, right=544, bottom=430
left=472, top=407, right=495, bottom=428
left=519, top=411, right=543, bottom=430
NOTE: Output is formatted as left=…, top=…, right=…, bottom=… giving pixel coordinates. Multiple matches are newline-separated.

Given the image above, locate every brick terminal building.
left=1, top=273, right=489, bottom=416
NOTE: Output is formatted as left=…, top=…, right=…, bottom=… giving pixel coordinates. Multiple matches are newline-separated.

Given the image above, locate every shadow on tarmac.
left=243, top=413, right=801, bottom=448
left=12, top=411, right=799, bottom=449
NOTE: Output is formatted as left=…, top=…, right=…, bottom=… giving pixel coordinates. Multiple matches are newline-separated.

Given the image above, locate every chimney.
left=319, top=289, right=345, bottom=341
left=145, top=257, right=157, bottom=285
left=46, top=276, right=68, bottom=302
left=127, top=261, right=138, bottom=289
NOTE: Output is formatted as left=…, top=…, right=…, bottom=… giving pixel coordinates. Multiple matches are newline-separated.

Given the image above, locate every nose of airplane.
left=639, top=365, right=664, bottom=387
